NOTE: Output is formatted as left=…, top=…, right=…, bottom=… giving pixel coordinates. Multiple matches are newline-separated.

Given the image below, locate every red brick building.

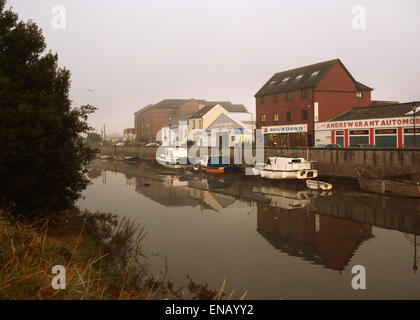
left=135, top=99, right=206, bottom=143
left=255, top=59, right=375, bottom=147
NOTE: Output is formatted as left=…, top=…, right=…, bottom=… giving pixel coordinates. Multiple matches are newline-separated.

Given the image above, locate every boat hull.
left=261, top=169, right=318, bottom=180
left=201, top=167, right=225, bottom=174
left=358, top=177, right=420, bottom=198
left=306, top=180, right=333, bottom=191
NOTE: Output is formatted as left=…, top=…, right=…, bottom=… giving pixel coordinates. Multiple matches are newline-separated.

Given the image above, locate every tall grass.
left=0, top=208, right=245, bottom=300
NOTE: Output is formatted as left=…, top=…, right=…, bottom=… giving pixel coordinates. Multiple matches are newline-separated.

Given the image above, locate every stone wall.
left=100, top=146, right=420, bottom=179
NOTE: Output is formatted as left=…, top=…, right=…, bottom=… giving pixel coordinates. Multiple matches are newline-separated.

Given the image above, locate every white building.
left=201, top=112, right=256, bottom=147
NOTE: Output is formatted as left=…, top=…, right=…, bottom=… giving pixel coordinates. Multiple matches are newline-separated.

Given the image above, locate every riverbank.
left=0, top=208, right=234, bottom=300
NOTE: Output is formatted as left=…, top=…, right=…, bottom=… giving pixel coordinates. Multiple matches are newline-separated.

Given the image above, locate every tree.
left=86, top=132, right=103, bottom=144
left=0, top=0, right=96, bottom=213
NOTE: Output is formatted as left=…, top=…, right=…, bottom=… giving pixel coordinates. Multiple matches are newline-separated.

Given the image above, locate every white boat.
left=260, top=157, right=318, bottom=180
left=157, top=148, right=189, bottom=169
left=306, top=180, right=333, bottom=191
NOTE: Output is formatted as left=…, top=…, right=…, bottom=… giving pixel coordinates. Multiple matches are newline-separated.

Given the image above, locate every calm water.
left=77, top=160, right=420, bottom=299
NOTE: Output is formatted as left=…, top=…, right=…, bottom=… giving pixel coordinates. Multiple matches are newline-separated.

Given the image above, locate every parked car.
left=314, top=144, right=342, bottom=149
left=145, top=143, right=160, bottom=147
left=349, top=144, right=375, bottom=149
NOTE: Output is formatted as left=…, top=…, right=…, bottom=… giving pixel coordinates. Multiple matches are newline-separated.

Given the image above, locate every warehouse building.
left=315, top=102, right=420, bottom=148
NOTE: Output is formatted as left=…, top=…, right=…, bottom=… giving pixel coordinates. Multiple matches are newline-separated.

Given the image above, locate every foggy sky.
left=7, top=0, right=420, bottom=136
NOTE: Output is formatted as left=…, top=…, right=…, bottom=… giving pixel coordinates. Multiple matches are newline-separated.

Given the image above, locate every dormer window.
left=282, top=77, right=290, bottom=82
left=357, top=91, right=363, bottom=98
left=295, top=74, right=304, bottom=80
left=269, top=80, right=277, bottom=86
left=311, top=71, right=320, bottom=77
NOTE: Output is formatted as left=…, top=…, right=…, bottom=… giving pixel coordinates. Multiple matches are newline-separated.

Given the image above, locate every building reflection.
left=88, top=159, right=420, bottom=272
left=257, top=203, right=373, bottom=271
left=134, top=175, right=237, bottom=212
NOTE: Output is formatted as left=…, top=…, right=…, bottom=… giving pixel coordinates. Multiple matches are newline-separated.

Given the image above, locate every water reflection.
left=257, top=203, right=373, bottom=272
left=82, top=160, right=420, bottom=299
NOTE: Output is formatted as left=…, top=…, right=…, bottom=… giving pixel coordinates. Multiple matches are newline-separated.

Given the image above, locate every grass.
left=0, top=207, right=246, bottom=300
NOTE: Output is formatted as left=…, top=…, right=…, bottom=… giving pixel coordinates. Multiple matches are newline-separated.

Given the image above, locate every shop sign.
left=263, top=124, right=307, bottom=134
left=315, top=117, right=420, bottom=131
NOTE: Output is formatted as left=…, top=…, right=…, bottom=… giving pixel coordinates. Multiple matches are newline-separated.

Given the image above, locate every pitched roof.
left=189, top=102, right=248, bottom=119
left=135, top=99, right=208, bottom=115
left=207, top=113, right=255, bottom=130
left=189, top=104, right=215, bottom=119
left=255, top=59, right=372, bottom=97
left=355, top=81, right=373, bottom=91
left=329, top=101, right=420, bottom=121
left=135, top=99, right=247, bottom=115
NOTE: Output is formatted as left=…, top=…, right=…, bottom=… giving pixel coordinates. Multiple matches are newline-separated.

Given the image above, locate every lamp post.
left=412, top=102, right=417, bottom=147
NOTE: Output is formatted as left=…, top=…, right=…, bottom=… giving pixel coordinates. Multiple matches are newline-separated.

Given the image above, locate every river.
left=77, top=160, right=420, bottom=299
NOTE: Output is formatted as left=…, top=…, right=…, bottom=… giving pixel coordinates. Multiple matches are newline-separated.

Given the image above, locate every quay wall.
left=99, top=146, right=420, bottom=179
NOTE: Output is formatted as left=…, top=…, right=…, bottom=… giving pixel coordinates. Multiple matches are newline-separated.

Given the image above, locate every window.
left=349, top=130, right=369, bottom=146
left=295, top=74, right=303, bottom=80
left=274, top=113, right=279, bottom=122
left=357, top=91, right=363, bottom=98
left=286, top=91, right=292, bottom=101
left=192, top=120, right=196, bottom=129
left=286, top=112, right=292, bottom=122
left=261, top=114, right=266, bottom=123
left=282, top=77, right=290, bottom=82
left=273, top=94, right=278, bottom=103
left=301, top=88, right=308, bottom=99
left=260, top=96, right=265, bottom=104
left=199, top=120, right=202, bottom=129
left=269, top=80, right=277, bottom=86
left=311, top=70, right=320, bottom=77
left=302, top=110, right=308, bottom=121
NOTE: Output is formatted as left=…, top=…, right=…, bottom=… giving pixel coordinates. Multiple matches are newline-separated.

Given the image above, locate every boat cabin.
left=265, top=157, right=312, bottom=171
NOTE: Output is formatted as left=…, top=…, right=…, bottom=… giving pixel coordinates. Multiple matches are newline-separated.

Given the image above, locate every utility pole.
left=412, top=102, right=417, bottom=147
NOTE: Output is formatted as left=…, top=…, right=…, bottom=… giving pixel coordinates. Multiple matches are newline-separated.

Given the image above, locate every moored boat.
left=358, top=177, right=420, bottom=198
left=199, top=156, right=241, bottom=174
left=100, top=155, right=113, bottom=160
left=123, top=156, right=140, bottom=162
left=356, top=168, right=420, bottom=198
left=157, top=148, right=189, bottom=169
left=306, top=180, right=333, bottom=191
left=260, top=157, right=318, bottom=180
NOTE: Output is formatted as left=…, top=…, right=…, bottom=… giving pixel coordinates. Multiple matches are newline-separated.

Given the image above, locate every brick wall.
left=255, top=61, right=373, bottom=147
left=135, top=100, right=202, bottom=143
left=314, top=62, right=372, bottom=121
